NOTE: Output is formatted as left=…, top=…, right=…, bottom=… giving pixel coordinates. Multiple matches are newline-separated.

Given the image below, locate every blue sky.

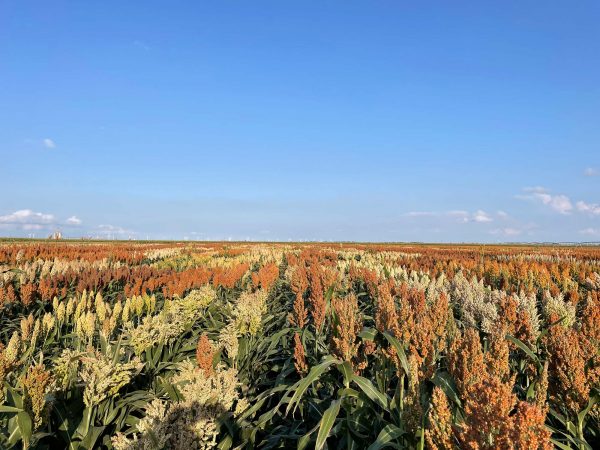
left=1, top=1, right=599, bottom=242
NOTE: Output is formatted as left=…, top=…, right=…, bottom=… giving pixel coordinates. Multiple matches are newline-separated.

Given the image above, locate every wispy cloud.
left=584, top=167, right=599, bottom=177
left=473, top=210, right=493, bottom=223
left=97, top=224, right=136, bottom=237
left=0, top=209, right=84, bottom=232
left=66, top=216, right=82, bottom=225
left=404, top=211, right=437, bottom=217
left=576, top=201, right=600, bottom=215
left=0, top=209, right=56, bottom=230
left=404, top=209, right=493, bottom=223
left=489, top=221, right=537, bottom=238
left=490, top=227, right=522, bottom=237
left=133, top=40, right=150, bottom=51
left=580, top=227, right=600, bottom=237
left=518, top=186, right=600, bottom=219
left=43, top=138, right=56, bottom=149
left=517, top=187, right=573, bottom=214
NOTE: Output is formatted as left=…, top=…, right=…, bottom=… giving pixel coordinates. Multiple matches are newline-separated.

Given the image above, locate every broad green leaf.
left=17, top=411, right=33, bottom=448
left=298, top=422, right=320, bottom=450
left=506, top=335, right=541, bottom=371
left=75, top=406, right=93, bottom=439
left=7, top=415, right=21, bottom=447
left=366, top=424, right=404, bottom=450
left=338, top=387, right=360, bottom=398
left=336, top=361, right=354, bottom=387
left=216, top=434, right=232, bottom=450
left=285, top=355, right=339, bottom=415
left=382, top=332, right=410, bottom=381
left=578, top=392, right=599, bottom=425
left=315, top=399, right=341, bottom=450
left=81, top=425, right=106, bottom=449
left=351, top=375, right=389, bottom=410
left=550, top=438, right=573, bottom=450
left=0, top=405, right=22, bottom=413
left=431, top=372, right=462, bottom=408
left=359, top=327, right=377, bottom=341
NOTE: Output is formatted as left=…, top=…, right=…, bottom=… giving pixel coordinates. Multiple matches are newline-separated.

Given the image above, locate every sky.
left=1, top=1, right=599, bottom=242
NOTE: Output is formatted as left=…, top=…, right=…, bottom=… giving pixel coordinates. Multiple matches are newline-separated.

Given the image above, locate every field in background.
left=0, top=241, right=599, bottom=449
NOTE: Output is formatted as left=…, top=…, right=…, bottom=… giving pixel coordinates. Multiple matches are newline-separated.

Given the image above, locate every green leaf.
left=550, top=439, right=573, bottom=450
left=75, top=406, right=93, bottom=439
left=358, top=327, right=377, bottom=341
left=577, top=392, right=599, bottom=425
left=431, top=372, right=462, bottom=408
left=237, top=384, right=288, bottom=422
left=297, top=432, right=313, bottom=450
left=366, top=424, right=404, bottom=450
left=506, top=335, right=541, bottom=371
left=351, top=375, right=389, bottom=410
left=17, top=411, right=33, bottom=448
left=297, top=421, right=320, bottom=450
left=285, top=355, right=339, bottom=415
left=548, top=408, right=567, bottom=427
left=336, top=361, right=354, bottom=387
left=382, top=332, right=410, bottom=380
left=216, top=434, right=232, bottom=450
left=7, top=386, right=24, bottom=410
left=81, top=426, right=106, bottom=449
left=315, top=399, right=341, bottom=450
left=7, top=415, right=21, bottom=447
left=338, top=388, right=360, bottom=398
left=0, top=405, right=22, bottom=413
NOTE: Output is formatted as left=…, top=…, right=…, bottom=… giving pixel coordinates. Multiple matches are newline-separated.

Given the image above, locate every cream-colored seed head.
left=30, top=318, right=41, bottom=349
left=20, top=314, right=34, bottom=340
left=56, top=301, right=66, bottom=323
left=5, top=331, right=21, bottom=365
left=66, top=297, right=75, bottom=319
left=42, top=312, right=56, bottom=334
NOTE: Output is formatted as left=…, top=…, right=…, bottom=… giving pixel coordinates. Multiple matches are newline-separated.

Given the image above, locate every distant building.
left=48, top=231, right=62, bottom=240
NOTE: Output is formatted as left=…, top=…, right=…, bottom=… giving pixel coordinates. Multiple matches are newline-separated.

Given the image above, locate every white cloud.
left=540, top=193, right=573, bottom=214
left=43, top=138, right=56, bottom=149
left=497, top=210, right=509, bottom=219
left=584, top=167, right=599, bottom=177
left=97, top=224, right=136, bottom=237
left=490, top=221, right=538, bottom=238
left=490, top=227, right=522, bottom=237
left=98, top=224, right=127, bottom=233
left=0, top=209, right=84, bottom=233
left=473, top=210, right=493, bottom=223
left=576, top=201, right=600, bottom=215
left=0, top=209, right=55, bottom=229
left=580, top=228, right=600, bottom=237
left=447, top=211, right=470, bottom=222
left=404, top=209, right=492, bottom=223
left=523, top=186, right=547, bottom=194
left=533, top=192, right=572, bottom=214
left=404, top=211, right=437, bottom=217
left=518, top=187, right=573, bottom=214
left=66, top=216, right=82, bottom=225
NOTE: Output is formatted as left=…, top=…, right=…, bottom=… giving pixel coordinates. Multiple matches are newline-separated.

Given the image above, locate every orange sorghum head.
left=195, top=334, right=215, bottom=376
left=330, top=293, right=362, bottom=366
left=22, top=362, right=53, bottom=429
left=425, top=386, right=454, bottom=450
left=293, top=332, right=308, bottom=375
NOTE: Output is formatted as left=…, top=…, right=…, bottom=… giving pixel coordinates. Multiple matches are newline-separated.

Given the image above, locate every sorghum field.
left=0, top=242, right=599, bottom=449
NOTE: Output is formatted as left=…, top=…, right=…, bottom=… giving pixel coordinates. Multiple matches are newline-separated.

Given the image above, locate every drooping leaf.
left=315, top=399, right=341, bottom=450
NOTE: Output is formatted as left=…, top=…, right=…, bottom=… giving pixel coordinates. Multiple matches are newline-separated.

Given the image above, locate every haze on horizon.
left=1, top=1, right=599, bottom=242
